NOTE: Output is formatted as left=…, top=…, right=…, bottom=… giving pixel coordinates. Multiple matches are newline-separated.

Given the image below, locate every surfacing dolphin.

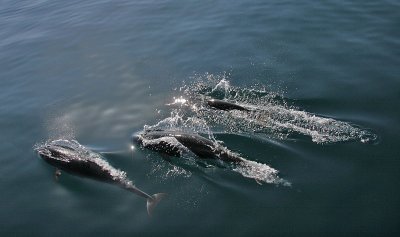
left=35, top=139, right=165, bottom=216
left=134, top=129, right=242, bottom=162
left=207, top=99, right=250, bottom=111
left=134, top=129, right=290, bottom=186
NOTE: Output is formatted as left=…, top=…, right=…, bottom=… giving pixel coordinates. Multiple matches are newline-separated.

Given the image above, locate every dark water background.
left=1, top=0, right=399, bottom=236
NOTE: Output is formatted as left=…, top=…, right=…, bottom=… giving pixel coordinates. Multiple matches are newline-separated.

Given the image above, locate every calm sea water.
left=1, top=0, right=399, bottom=236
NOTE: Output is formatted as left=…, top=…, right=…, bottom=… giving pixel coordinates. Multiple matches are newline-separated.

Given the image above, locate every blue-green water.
left=1, top=0, right=399, bottom=236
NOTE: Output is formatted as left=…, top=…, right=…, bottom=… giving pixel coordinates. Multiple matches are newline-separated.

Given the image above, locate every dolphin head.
left=35, top=140, right=82, bottom=163
left=131, top=133, right=144, bottom=146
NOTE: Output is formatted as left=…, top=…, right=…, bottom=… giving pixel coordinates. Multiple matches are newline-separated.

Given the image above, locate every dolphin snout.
left=131, top=134, right=142, bottom=145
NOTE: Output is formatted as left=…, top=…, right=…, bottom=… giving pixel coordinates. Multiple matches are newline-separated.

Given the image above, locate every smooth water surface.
left=1, top=0, right=399, bottom=236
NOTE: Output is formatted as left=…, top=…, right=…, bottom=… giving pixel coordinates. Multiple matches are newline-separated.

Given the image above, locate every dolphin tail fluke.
left=146, top=193, right=166, bottom=216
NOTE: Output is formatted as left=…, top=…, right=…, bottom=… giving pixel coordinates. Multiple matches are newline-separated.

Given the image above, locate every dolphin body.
left=35, top=139, right=165, bottom=216
left=207, top=99, right=250, bottom=111
left=135, top=130, right=292, bottom=186
left=134, top=130, right=243, bottom=162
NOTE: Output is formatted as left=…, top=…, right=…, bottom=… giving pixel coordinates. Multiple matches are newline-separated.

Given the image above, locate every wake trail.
left=180, top=75, right=377, bottom=144
left=233, top=159, right=291, bottom=186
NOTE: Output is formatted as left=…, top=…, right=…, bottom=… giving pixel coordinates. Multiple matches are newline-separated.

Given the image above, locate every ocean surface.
left=1, top=0, right=399, bottom=236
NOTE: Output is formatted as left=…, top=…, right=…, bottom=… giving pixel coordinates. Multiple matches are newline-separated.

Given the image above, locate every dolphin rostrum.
left=35, top=139, right=165, bottom=216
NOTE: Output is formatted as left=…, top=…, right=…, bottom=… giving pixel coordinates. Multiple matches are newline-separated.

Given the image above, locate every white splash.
left=233, top=159, right=291, bottom=186
left=212, top=78, right=231, bottom=97
left=243, top=104, right=376, bottom=144
left=144, top=111, right=215, bottom=139
left=166, top=96, right=188, bottom=106
left=166, top=165, right=192, bottom=178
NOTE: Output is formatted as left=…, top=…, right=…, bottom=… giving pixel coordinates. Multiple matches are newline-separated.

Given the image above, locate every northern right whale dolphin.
left=207, top=99, right=250, bottom=111
left=35, top=139, right=165, bottom=216
left=134, top=130, right=242, bottom=162
left=134, top=130, right=290, bottom=186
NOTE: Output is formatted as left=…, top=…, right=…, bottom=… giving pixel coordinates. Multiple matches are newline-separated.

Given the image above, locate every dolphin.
left=134, top=130, right=243, bottom=162
left=134, top=130, right=291, bottom=186
left=35, top=139, right=165, bottom=216
left=207, top=99, right=250, bottom=111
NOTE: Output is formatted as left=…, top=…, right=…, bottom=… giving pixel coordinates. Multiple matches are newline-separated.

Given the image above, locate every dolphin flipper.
left=54, top=169, right=61, bottom=181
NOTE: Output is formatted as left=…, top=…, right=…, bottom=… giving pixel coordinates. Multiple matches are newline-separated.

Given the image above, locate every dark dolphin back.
left=140, top=130, right=216, bottom=158
left=172, top=133, right=216, bottom=158
left=207, top=99, right=249, bottom=111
